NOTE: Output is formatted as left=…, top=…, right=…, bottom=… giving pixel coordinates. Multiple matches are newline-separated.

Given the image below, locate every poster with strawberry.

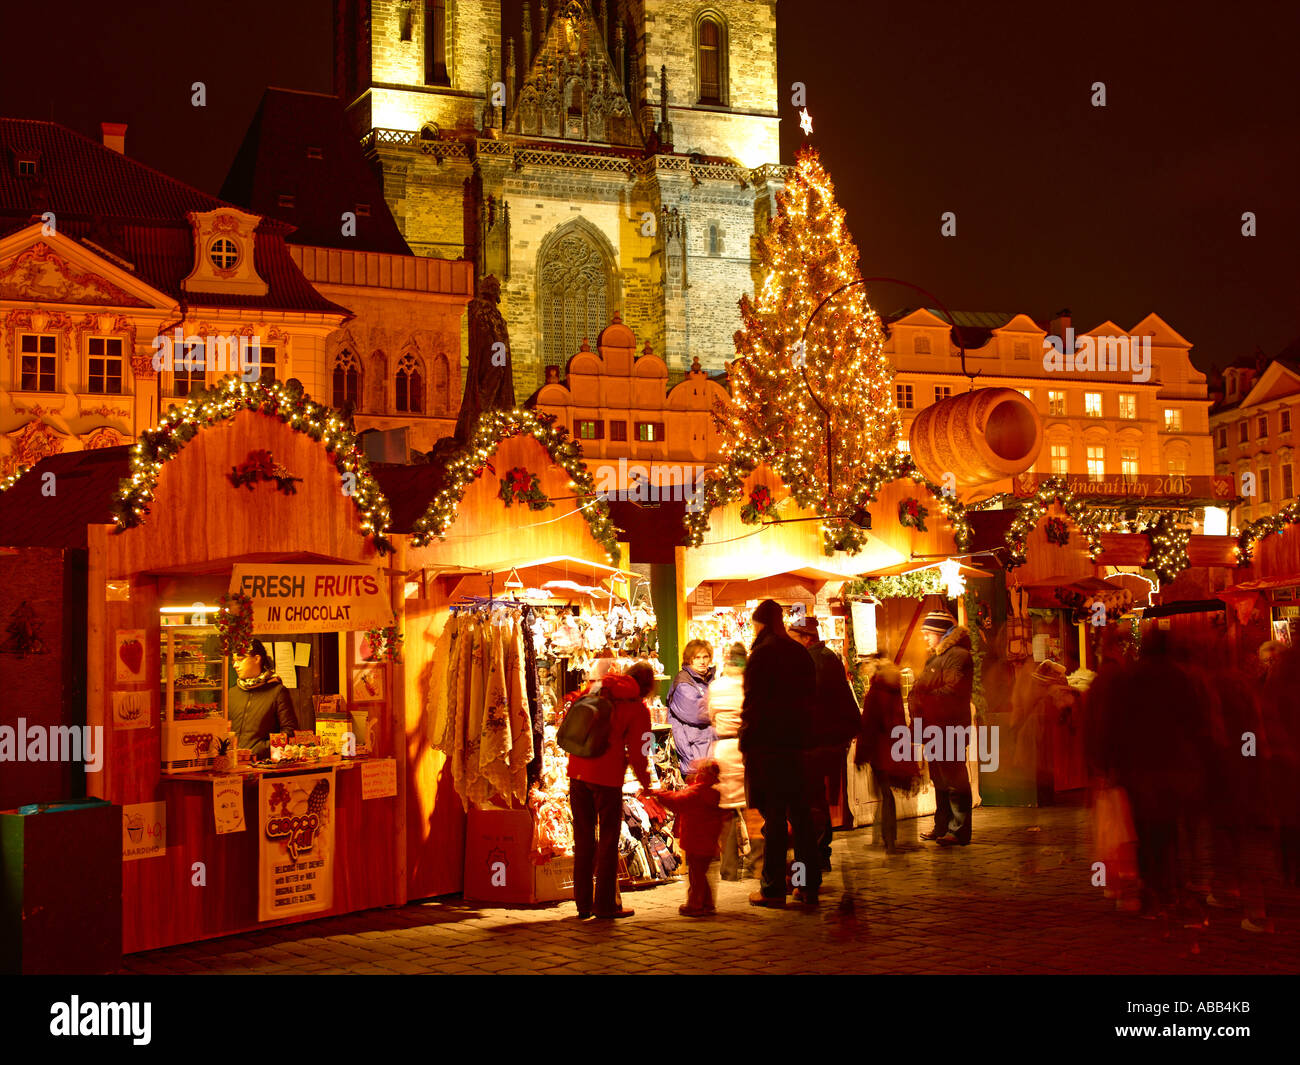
left=115, top=629, right=147, bottom=683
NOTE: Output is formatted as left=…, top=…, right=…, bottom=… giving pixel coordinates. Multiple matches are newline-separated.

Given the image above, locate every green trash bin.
left=0, top=799, right=122, bottom=974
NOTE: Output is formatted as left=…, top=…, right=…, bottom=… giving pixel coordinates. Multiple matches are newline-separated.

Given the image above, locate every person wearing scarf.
left=229, top=639, right=298, bottom=759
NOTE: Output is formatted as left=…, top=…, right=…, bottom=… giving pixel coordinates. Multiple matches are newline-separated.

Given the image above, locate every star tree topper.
left=799, top=107, right=814, bottom=135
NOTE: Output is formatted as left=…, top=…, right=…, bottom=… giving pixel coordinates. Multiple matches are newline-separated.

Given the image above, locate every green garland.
left=1146, top=515, right=1191, bottom=582
left=411, top=408, right=620, bottom=565
left=1004, top=477, right=1103, bottom=568
left=1236, top=500, right=1300, bottom=566
left=849, top=569, right=946, bottom=600
left=685, top=446, right=970, bottom=557
left=110, top=376, right=393, bottom=553
left=0, top=464, right=31, bottom=494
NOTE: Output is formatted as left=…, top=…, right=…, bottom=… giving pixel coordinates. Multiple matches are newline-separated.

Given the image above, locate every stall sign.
left=122, top=801, right=166, bottom=861
left=230, top=564, right=390, bottom=634
left=258, top=770, right=335, bottom=921
left=361, top=758, right=397, bottom=799
left=214, top=778, right=246, bottom=834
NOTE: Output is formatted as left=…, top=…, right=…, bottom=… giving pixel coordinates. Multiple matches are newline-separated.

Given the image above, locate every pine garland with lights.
left=847, top=569, right=947, bottom=601
left=684, top=449, right=969, bottom=557
left=1146, top=515, right=1191, bottom=582
left=410, top=408, right=620, bottom=564
left=1004, top=478, right=1104, bottom=568
left=0, top=464, right=31, bottom=494
left=716, top=146, right=900, bottom=520
left=109, top=376, right=393, bottom=553
left=1236, top=501, right=1300, bottom=565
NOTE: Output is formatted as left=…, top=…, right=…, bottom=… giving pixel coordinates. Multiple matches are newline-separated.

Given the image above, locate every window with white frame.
left=1168, top=455, right=1188, bottom=478
left=1164, top=407, right=1182, bottom=432
left=1284, top=463, right=1294, bottom=500
left=1258, top=413, right=1269, bottom=439
left=1121, top=446, right=1139, bottom=482
left=1048, top=390, right=1066, bottom=416
left=913, top=335, right=930, bottom=354
left=173, top=339, right=205, bottom=397
left=934, top=385, right=951, bottom=403
left=1283, top=409, right=1293, bottom=433
left=248, top=344, right=276, bottom=386
left=1085, top=392, right=1103, bottom=418
left=1050, top=443, right=1069, bottom=475
left=895, top=383, right=913, bottom=409
left=1260, top=467, right=1272, bottom=502
left=86, top=337, right=124, bottom=394
left=19, top=333, right=58, bottom=392
left=1118, top=393, right=1136, bottom=419
left=1087, top=445, right=1105, bottom=481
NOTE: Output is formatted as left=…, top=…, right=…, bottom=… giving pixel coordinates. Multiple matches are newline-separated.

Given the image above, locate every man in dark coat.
left=910, top=611, right=975, bottom=845
left=791, top=617, right=862, bottom=871
left=741, top=599, right=821, bottom=906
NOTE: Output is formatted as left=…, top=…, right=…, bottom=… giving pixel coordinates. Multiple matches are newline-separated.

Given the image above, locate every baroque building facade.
left=337, top=0, right=787, bottom=395
left=1210, top=356, right=1300, bottom=527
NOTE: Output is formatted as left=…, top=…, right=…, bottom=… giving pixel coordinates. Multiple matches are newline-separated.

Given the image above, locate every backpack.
left=557, top=688, right=614, bottom=758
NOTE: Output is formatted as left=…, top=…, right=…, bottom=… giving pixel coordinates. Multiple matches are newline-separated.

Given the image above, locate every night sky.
left=2, top=0, right=1295, bottom=371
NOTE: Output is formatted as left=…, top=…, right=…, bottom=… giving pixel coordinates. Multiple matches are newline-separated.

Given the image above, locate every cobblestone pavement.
left=120, top=807, right=1300, bottom=975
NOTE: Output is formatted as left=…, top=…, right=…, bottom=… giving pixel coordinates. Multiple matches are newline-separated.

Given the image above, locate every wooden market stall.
left=0, top=381, right=406, bottom=954
left=390, top=409, right=654, bottom=905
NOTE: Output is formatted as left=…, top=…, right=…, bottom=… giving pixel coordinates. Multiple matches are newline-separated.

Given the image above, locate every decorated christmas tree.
left=719, top=147, right=899, bottom=513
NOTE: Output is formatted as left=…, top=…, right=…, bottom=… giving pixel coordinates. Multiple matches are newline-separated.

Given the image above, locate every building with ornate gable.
left=336, top=0, right=787, bottom=394
left=1210, top=354, right=1300, bottom=526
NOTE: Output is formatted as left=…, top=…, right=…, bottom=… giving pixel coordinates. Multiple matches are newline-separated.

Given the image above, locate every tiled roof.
left=221, top=89, right=411, bottom=256
left=0, top=118, right=349, bottom=316
left=0, top=446, right=130, bottom=548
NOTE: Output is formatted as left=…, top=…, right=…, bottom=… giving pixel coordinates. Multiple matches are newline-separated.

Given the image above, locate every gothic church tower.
left=335, top=0, right=785, bottom=394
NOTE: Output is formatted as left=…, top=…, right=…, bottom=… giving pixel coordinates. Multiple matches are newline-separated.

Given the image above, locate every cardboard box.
left=463, top=808, right=575, bottom=905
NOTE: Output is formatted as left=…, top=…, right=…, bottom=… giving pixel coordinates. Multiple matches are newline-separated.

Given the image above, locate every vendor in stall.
left=229, top=639, right=298, bottom=759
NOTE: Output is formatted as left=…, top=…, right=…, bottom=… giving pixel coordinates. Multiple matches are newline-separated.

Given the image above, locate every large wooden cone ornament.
left=909, top=387, right=1043, bottom=490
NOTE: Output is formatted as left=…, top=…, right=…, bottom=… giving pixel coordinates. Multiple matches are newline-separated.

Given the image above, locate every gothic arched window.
left=333, top=349, right=361, bottom=410
left=395, top=352, right=425, bottom=414
left=537, top=222, right=617, bottom=365
left=431, top=354, right=450, bottom=412
left=426, top=0, right=449, bottom=86
left=696, top=14, right=727, bottom=105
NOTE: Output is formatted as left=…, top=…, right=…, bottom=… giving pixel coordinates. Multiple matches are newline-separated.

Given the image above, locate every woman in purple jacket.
left=667, top=640, right=716, bottom=775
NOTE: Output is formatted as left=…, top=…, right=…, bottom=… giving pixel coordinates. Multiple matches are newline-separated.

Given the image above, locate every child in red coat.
left=658, top=759, right=726, bottom=916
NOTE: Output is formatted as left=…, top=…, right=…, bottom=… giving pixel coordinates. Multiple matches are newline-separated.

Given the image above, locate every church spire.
left=522, top=1, right=533, bottom=69
left=658, top=65, right=673, bottom=151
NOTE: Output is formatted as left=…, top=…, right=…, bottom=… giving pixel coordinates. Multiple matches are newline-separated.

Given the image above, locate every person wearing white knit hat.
left=911, top=609, right=975, bottom=845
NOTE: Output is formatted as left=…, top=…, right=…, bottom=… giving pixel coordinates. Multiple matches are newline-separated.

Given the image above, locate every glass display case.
left=159, top=623, right=230, bottom=773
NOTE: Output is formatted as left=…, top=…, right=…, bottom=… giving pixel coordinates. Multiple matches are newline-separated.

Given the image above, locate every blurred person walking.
left=741, top=599, right=820, bottom=907
left=854, top=656, right=920, bottom=851
left=706, top=642, right=750, bottom=879
left=657, top=759, right=727, bottom=916
left=791, top=617, right=863, bottom=871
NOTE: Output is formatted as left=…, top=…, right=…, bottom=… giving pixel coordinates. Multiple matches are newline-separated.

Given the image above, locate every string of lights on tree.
left=109, top=376, right=393, bottom=553
left=1003, top=477, right=1105, bottom=568
left=1146, top=513, right=1192, bottom=582
left=410, top=407, right=620, bottom=564
left=0, top=464, right=31, bottom=494
left=1235, top=500, right=1300, bottom=565
left=713, top=146, right=900, bottom=526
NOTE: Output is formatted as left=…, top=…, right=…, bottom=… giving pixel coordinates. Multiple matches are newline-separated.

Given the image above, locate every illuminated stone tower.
left=335, top=0, right=786, bottom=393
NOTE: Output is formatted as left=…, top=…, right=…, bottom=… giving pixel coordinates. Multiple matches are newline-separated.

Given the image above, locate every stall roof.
left=0, top=446, right=130, bottom=548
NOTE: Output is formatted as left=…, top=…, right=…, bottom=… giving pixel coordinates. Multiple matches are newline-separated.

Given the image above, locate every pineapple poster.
left=257, top=771, right=336, bottom=922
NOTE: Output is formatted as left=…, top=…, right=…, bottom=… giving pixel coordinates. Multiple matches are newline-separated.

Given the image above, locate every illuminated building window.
left=1086, top=445, right=1105, bottom=482
left=19, top=333, right=58, bottom=392
left=1085, top=392, right=1102, bottom=418
left=1019, top=388, right=1033, bottom=402
left=1164, top=407, right=1182, bottom=432
left=895, top=383, right=913, bottom=409
left=87, top=336, right=124, bottom=394
left=173, top=340, right=204, bottom=397
left=635, top=422, right=664, bottom=442
left=1258, top=414, right=1269, bottom=439
left=1050, top=443, right=1069, bottom=475
left=538, top=223, right=616, bottom=366
left=576, top=419, right=604, bottom=440
left=934, top=385, right=951, bottom=403
left=1121, top=446, right=1139, bottom=483
left=1048, top=390, right=1066, bottom=416
left=250, top=345, right=277, bottom=387
left=1118, top=393, right=1136, bottom=419
left=1168, top=456, right=1188, bottom=478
